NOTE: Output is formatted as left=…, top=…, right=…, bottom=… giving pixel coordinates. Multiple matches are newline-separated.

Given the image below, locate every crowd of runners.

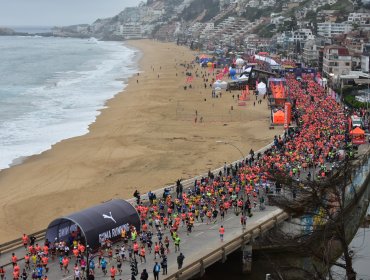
left=1, top=67, right=358, bottom=280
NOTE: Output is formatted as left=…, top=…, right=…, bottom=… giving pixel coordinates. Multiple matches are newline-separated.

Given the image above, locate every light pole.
left=216, top=140, right=246, bottom=231
left=86, top=244, right=90, bottom=279
left=215, top=140, right=245, bottom=159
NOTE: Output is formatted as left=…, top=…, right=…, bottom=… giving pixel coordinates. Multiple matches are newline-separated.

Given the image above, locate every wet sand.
left=0, top=40, right=282, bottom=242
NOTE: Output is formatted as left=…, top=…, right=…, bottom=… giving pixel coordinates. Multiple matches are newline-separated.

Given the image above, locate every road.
left=0, top=203, right=281, bottom=280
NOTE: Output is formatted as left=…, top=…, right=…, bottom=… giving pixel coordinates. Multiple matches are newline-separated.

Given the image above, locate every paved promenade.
left=0, top=202, right=280, bottom=280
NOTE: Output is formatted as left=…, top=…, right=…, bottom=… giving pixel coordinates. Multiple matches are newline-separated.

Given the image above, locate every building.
left=361, top=44, right=370, bottom=73
left=322, top=45, right=352, bottom=77
left=292, top=28, right=315, bottom=42
left=317, top=22, right=352, bottom=37
left=303, top=39, right=319, bottom=65
left=119, top=23, right=142, bottom=39
left=347, top=13, right=370, bottom=24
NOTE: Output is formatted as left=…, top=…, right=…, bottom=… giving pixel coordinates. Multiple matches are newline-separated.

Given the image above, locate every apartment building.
left=303, top=39, right=319, bottom=65
left=347, top=13, right=370, bottom=24
left=317, top=22, right=352, bottom=37
left=322, top=45, right=352, bottom=77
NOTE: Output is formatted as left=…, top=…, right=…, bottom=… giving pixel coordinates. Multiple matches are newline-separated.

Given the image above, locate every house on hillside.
left=322, top=45, right=352, bottom=77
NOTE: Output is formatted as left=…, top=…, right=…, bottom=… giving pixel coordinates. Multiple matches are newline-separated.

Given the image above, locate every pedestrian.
left=22, top=234, right=29, bottom=249
left=140, top=269, right=148, bottom=280
left=161, top=256, right=167, bottom=275
left=88, top=269, right=95, bottom=280
left=140, top=246, right=146, bottom=263
left=219, top=225, right=225, bottom=242
left=21, top=268, right=28, bottom=280
left=74, top=266, right=81, bottom=280
left=177, top=253, right=185, bottom=269
left=153, top=262, right=160, bottom=280
left=0, top=266, right=4, bottom=280
left=101, top=257, right=107, bottom=276
left=62, top=256, right=70, bottom=276
left=11, top=252, right=18, bottom=267
left=110, top=265, right=117, bottom=279
left=174, top=235, right=181, bottom=252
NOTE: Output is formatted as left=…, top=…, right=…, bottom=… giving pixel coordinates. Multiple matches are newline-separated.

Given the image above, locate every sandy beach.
left=0, top=39, right=282, bottom=243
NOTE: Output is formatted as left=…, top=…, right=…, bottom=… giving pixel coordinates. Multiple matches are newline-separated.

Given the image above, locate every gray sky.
left=0, top=0, right=142, bottom=26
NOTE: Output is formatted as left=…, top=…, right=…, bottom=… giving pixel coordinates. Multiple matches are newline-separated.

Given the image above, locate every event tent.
left=350, top=127, right=366, bottom=144
left=45, top=199, right=140, bottom=250
left=273, top=110, right=285, bottom=124
left=257, top=82, right=267, bottom=94
left=213, top=80, right=228, bottom=89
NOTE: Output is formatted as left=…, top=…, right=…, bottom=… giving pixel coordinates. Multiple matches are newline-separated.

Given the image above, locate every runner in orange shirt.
left=219, top=225, right=225, bottom=242
left=11, top=253, right=18, bottom=267
left=62, top=256, right=70, bottom=276
left=21, top=234, right=29, bottom=249
left=110, top=265, right=117, bottom=279
left=140, top=246, right=146, bottom=263
left=24, top=253, right=30, bottom=270
left=41, top=255, right=49, bottom=273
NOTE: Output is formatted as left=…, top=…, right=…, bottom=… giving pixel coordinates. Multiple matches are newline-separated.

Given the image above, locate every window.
left=345, top=62, right=350, bottom=66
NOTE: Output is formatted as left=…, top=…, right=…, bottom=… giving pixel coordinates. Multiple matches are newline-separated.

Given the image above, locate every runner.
left=219, top=225, right=225, bottom=242
left=62, top=256, right=70, bottom=276
left=100, top=257, right=107, bottom=276
left=140, top=246, right=146, bottom=263
left=22, top=234, right=29, bottom=249
left=109, top=266, right=117, bottom=279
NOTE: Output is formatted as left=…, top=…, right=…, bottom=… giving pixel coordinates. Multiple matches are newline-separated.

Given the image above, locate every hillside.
left=52, top=0, right=370, bottom=40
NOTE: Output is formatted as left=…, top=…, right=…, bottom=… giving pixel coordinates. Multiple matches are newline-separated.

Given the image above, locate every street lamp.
left=216, top=140, right=246, bottom=231
left=86, top=244, right=90, bottom=279
left=215, top=140, right=245, bottom=159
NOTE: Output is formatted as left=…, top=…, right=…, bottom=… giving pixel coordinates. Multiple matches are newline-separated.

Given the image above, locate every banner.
left=284, top=102, right=292, bottom=129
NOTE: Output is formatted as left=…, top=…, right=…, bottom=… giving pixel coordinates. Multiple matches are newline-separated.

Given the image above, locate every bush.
left=344, top=94, right=367, bottom=109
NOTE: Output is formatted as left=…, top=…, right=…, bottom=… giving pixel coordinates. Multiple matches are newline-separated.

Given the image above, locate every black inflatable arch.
left=46, top=199, right=140, bottom=250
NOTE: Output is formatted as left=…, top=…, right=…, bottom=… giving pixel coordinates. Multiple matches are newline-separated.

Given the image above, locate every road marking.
left=61, top=276, right=73, bottom=280
left=195, top=231, right=204, bottom=237
left=210, top=224, right=218, bottom=229
left=226, top=217, right=233, bottom=221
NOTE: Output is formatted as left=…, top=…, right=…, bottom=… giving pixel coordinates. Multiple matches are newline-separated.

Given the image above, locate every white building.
left=303, top=39, right=319, bottom=64
left=347, top=13, right=370, bottom=24
left=317, top=22, right=352, bottom=37
left=246, top=0, right=260, bottom=8
left=292, top=28, right=315, bottom=42
left=322, top=45, right=352, bottom=77
left=118, top=23, right=142, bottom=39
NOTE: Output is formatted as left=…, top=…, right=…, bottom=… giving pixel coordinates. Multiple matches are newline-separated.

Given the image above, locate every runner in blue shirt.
left=100, top=257, right=107, bottom=276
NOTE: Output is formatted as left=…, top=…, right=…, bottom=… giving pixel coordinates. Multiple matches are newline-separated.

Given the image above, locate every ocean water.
left=0, top=36, right=138, bottom=170
left=10, top=26, right=52, bottom=34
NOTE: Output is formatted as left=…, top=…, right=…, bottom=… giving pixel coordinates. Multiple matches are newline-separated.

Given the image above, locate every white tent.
left=220, top=81, right=228, bottom=89
left=236, top=58, right=244, bottom=66
left=257, top=81, right=267, bottom=94
left=213, top=80, right=228, bottom=89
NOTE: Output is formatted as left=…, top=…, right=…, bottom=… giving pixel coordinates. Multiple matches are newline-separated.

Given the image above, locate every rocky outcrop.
left=0, top=27, right=16, bottom=35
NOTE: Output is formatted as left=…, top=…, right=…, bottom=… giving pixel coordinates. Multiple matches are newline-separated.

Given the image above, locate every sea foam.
left=0, top=36, right=138, bottom=170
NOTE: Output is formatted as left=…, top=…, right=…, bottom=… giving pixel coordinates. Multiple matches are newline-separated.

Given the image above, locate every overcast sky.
left=0, top=0, right=142, bottom=26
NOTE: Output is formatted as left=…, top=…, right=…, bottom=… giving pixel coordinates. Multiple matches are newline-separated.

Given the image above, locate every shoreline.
left=0, top=39, right=282, bottom=242
left=4, top=41, right=141, bottom=172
